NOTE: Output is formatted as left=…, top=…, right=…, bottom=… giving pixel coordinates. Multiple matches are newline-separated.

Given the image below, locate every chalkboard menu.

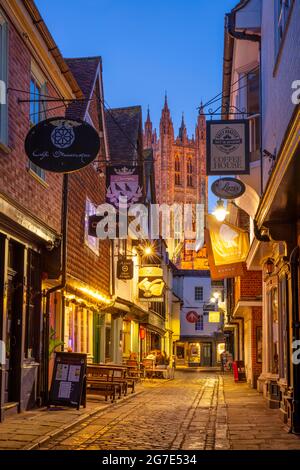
left=49, top=352, right=87, bottom=410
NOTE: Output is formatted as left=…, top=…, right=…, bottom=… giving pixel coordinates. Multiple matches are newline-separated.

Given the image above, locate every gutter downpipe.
left=44, top=174, right=69, bottom=404
left=290, top=246, right=300, bottom=434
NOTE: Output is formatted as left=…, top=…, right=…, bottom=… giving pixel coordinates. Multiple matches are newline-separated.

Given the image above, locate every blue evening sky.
left=35, top=0, right=238, bottom=210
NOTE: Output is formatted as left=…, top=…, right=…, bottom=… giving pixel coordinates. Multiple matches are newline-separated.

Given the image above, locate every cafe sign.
left=206, top=120, right=250, bottom=175
left=186, top=311, right=200, bottom=324
left=117, top=259, right=134, bottom=280
left=209, top=312, right=221, bottom=323
left=211, top=178, right=246, bottom=200
left=25, top=118, right=100, bottom=173
left=138, top=266, right=165, bottom=302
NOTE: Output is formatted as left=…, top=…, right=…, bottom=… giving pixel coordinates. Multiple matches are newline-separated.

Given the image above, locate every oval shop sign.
left=211, top=177, right=246, bottom=200
left=25, top=118, right=100, bottom=173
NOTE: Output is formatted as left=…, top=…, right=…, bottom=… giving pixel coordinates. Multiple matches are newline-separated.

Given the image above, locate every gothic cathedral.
left=144, top=96, right=209, bottom=270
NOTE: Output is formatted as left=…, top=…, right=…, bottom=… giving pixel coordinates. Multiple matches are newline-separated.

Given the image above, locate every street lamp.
left=212, top=198, right=229, bottom=222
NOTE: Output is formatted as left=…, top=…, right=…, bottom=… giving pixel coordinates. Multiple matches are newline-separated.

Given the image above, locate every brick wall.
left=0, top=18, right=64, bottom=234
left=235, top=270, right=262, bottom=305
left=67, top=83, right=110, bottom=296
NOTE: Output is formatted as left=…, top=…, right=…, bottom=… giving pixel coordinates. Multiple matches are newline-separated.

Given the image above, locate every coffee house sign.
left=206, top=120, right=250, bottom=175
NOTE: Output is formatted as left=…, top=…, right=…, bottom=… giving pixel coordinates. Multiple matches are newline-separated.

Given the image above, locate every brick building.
left=48, top=56, right=112, bottom=367
left=0, top=0, right=81, bottom=420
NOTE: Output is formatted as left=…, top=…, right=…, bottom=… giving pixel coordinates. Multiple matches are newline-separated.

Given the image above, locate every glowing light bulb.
left=212, top=199, right=229, bottom=222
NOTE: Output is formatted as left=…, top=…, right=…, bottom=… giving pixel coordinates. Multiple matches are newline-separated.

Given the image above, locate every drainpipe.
left=226, top=12, right=263, bottom=196
left=43, top=174, right=69, bottom=403
left=290, top=246, right=300, bottom=434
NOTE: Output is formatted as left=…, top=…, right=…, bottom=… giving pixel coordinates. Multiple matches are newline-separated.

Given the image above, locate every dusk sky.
left=36, top=0, right=238, bottom=210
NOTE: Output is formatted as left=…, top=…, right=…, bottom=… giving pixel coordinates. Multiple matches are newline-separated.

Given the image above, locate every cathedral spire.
left=178, top=112, right=187, bottom=142
left=160, top=92, right=173, bottom=137
left=144, top=106, right=153, bottom=149
left=164, top=91, right=169, bottom=110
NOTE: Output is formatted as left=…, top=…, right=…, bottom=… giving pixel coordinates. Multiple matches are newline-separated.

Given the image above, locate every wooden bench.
left=86, top=365, right=121, bottom=402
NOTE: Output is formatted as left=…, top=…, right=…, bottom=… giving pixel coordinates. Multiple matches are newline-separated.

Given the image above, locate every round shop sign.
left=211, top=177, right=246, bottom=200
left=186, top=311, right=200, bottom=324
left=25, top=117, right=100, bottom=173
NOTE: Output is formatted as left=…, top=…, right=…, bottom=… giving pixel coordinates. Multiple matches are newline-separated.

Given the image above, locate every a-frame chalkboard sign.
left=49, top=352, right=87, bottom=410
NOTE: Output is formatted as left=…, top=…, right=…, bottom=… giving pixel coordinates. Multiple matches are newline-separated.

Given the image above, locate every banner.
left=205, top=215, right=249, bottom=280
left=138, top=266, right=165, bottom=302
left=106, top=165, right=143, bottom=209
left=206, top=120, right=250, bottom=175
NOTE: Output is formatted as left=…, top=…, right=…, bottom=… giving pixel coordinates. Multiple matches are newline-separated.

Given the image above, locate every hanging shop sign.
left=205, top=215, right=249, bottom=280
left=211, top=178, right=246, bottom=200
left=25, top=118, right=100, bottom=173
left=106, top=165, right=143, bottom=209
left=117, top=259, right=134, bottom=280
left=209, top=312, right=221, bottom=323
left=186, top=311, right=200, bottom=324
left=206, top=120, right=250, bottom=175
left=138, top=266, right=165, bottom=302
left=49, top=352, right=87, bottom=410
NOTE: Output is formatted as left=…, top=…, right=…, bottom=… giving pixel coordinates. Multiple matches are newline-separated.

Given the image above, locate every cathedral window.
left=187, top=157, right=193, bottom=187
left=175, top=156, right=181, bottom=186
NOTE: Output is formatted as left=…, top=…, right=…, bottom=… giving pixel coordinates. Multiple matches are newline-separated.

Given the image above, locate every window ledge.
left=27, top=168, right=49, bottom=188
left=0, top=141, right=11, bottom=154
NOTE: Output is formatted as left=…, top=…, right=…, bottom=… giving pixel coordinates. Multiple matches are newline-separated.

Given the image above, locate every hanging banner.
left=25, top=118, right=100, bottom=173
left=205, top=215, right=249, bottom=280
left=206, top=120, right=250, bottom=175
left=106, top=165, right=143, bottom=209
left=186, top=311, right=200, bottom=324
left=138, top=266, right=165, bottom=302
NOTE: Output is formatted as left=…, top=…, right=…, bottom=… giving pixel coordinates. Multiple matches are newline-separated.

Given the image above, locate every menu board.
left=49, top=352, right=87, bottom=410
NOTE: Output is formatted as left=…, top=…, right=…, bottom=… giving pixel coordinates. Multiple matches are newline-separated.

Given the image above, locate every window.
left=175, top=156, right=181, bottom=186
left=195, top=286, right=203, bottom=301
left=0, top=12, right=8, bottom=145
left=275, top=0, right=292, bottom=56
left=25, top=250, right=42, bottom=360
left=187, top=157, right=193, bottom=187
left=195, top=316, right=204, bottom=331
left=29, top=76, right=47, bottom=180
left=84, top=198, right=100, bottom=255
left=65, top=303, right=93, bottom=356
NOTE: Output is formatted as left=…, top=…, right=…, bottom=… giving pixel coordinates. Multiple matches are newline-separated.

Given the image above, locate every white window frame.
left=84, top=198, right=100, bottom=255
left=195, top=286, right=203, bottom=301
left=0, top=11, right=8, bottom=146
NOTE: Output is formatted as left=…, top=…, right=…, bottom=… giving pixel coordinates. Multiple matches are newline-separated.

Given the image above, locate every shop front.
left=0, top=203, right=61, bottom=421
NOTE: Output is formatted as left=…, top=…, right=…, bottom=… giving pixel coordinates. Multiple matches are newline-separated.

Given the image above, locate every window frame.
left=84, top=198, right=100, bottom=256
left=195, top=286, right=204, bottom=302
left=29, top=72, right=47, bottom=181
left=274, top=0, right=294, bottom=66
left=195, top=315, right=204, bottom=331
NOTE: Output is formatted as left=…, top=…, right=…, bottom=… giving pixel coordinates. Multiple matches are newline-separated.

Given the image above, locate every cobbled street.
left=39, top=372, right=300, bottom=451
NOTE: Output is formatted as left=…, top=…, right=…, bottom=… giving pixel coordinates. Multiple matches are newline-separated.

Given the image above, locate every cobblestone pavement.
left=42, top=372, right=300, bottom=451
left=2, top=372, right=300, bottom=450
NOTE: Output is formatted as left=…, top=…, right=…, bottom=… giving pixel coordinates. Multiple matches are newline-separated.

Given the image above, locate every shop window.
left=65, top=303, right=93, bottom=356
left=0, top=11, right=8, bottom=145
left=195, top=316, right=204, bottom=331
left=84, top=198, right=100, bottom=255
left=25, top=250, right=42, bottom=360
left=268, top=287, right=279, bottom=374
left=122, top=321, right=131, bottom=358
left=195, top=286, right=203, bottom=301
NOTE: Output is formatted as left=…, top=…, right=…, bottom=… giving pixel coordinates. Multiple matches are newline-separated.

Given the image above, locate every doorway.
left=201, top=343, right=212, bottom=367
left=4, top=241, right=24, bottom=404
